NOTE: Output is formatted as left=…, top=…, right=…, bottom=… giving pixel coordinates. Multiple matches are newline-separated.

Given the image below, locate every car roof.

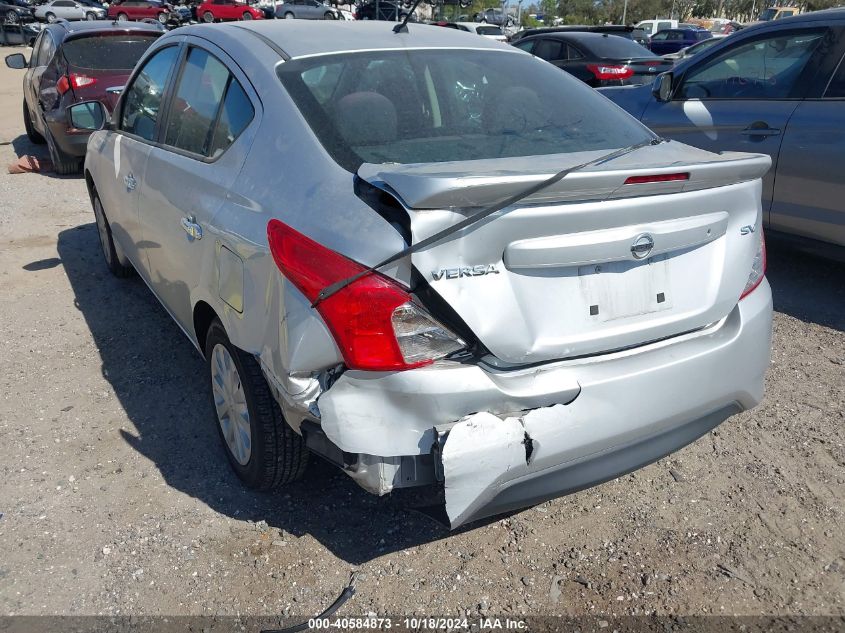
left=201, top=21, right=511, bottom=59
left=519, top=31, right=629, bottom=44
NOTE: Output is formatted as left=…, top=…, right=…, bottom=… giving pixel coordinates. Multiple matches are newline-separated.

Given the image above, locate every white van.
left=635, top=19, right=677, bottom=37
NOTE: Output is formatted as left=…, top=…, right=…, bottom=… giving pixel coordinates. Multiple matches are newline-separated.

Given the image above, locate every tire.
left=23, top=100, right=45, bottom=145
left=202, top=10, right=214, bottom=21
left=92, top=191, right=134, bottom=278
left=157, top=11, right=167, bottom=22
left=241, top=10, right=252, bottom=19
left=85, top=11, right=96, bottom=20
left=45, top=127, right=80, bottom=175
left=283, top=11, right=293, bottom=18
left=6, top=10, right=19, bottom=23
left=205, top=320, right=309, bottom=490
left=323, top=10, right=334, bottom=18
left=45, top=11, right=57, bottom=22
left=116, top=11, right=128, bottom=21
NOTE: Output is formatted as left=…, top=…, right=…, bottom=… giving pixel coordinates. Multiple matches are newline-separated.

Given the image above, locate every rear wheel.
left=157, top=10, right=168, bottom=22
left=116, top=11, right=128, bottom=21
left=92, top=192, right=134, bottom=278
left=323, top=10, right=334, bottom=18
left=202, top=10, right=214, bottom=21
left=23, top=100, right=45, bottom=145
left=45, top=128, right=80, bottom=175
left=85, top=11, right=96, bottom=19
left=241, top=10, right=252, bottom=19
left=45, top=11, right=57, bottom=22
left=6, top=10, right=19, bottom=23
left=205, top=320, right=309, bottom=490
left=283, top=11, right=293, bottom=18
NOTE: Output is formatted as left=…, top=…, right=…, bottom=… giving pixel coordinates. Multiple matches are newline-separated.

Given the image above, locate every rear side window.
left=534, top=39, right=565, bottom=61
left=824, top=55, right=845, bottom=98
left=62, top=34, right=159, bottom=70
left=476, top=26, right=502, bottom=36
left=121, top=45, right=179, bottom=141
left=164, top=47, right=254, bottom=157
left=277, top=49, right=653, bottom=170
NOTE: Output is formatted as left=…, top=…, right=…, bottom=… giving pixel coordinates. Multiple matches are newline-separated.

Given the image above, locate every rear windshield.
left=277, top=49, right=653, bottom=170
left=584, top=34, right=656, bottom=58
left=476, top=25, right=503, bottom=35
left=63, top=34, right=159, bottom=70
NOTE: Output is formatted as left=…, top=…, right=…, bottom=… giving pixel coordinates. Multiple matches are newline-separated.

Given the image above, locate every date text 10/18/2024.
left=306, top=617, right=528, bottom=630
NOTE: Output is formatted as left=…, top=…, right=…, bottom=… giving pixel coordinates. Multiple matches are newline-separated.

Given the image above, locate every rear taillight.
left=624, top=172, right=690, bottom=185
left=740, top=228, right=766, bottom=300
left=267, top=220, right=464, bottom=371
left=586, top=64, right=634, bottom=81
left=57, top=73, right=97, bottom=95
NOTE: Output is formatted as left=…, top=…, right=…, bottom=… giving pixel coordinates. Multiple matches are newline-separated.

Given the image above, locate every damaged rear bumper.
left=317, top=280, right=772, bottom=528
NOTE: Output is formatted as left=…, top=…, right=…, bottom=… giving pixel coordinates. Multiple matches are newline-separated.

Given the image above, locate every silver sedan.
left=35, top=0, right=106, bottom=21
left=274, top=0, right=338, bottom=20
left=78, top=21, right=772, bottom=528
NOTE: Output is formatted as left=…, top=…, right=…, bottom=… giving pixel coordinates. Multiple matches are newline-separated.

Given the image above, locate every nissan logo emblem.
left=631, top=234, right=655, bottom=259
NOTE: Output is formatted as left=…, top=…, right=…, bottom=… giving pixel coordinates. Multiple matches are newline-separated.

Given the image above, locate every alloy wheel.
left=210, top=344, right=252, bottom=467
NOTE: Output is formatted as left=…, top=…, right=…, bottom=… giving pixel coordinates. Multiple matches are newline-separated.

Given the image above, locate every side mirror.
left=67, top=100, right=108, bottom=131
left=652, top=71, right=673, bottom=102
left=5, top=53, right=27, bottom=70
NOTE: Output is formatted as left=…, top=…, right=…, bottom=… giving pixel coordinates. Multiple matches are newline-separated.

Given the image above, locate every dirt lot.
left=0, top=58, right=843, bottom=624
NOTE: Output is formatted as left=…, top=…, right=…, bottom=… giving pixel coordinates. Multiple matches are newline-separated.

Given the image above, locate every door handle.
left=123, top=173, right=136, bottom=191
left=740, top=124, right=780, bottom=137
left=181, top=216, right=203, bottom=240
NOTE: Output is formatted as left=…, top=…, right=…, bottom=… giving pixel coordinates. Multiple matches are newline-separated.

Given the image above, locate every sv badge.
left=740, top=225, right=756, bottom=235
left=431, top=264, right=500, bottom=281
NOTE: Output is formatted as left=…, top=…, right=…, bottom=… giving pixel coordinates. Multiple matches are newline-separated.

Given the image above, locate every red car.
left=197, top=0, right=264, bottom=22
left=107, top=0, right=171, bottom=23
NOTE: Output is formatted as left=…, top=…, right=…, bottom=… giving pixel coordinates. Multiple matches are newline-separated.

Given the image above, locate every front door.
left=641, top=26, right=832, bottom=221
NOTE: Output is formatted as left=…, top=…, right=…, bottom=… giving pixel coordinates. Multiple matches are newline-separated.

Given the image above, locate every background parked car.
left=602, top=8, right=845, bottom=254
left=4, top=20, right=162, bottom=173
left=513, top=31, right=671, bottom=86
left=663, top=33, right=725, bottom=61
left=197, top=0, right=264, bottom=21
left=474, top=7, right=512, bottom=26
left=0, top=20, right=41, bottom=44
left=35, top=0, right=106, bottom=22
left=274, top=0, right=337, bottom=20
left=354, top=1, right=413, bottom=22
left=511, top=24, right=650, bottom=49
left=0, top=0, right=35, bottom=24
left=107, top=0, right=172, bottom=23
left=635, top=18, right=676, bottom=38
left=648, top=27, right=712, bottom=56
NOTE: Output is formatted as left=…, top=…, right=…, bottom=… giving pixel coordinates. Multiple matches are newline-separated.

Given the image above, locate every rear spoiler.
left=358, top=145, right=771, bottom=210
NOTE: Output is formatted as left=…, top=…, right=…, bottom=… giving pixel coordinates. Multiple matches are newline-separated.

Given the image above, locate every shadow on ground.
left=9, top=134, right=82, bottom=180
left=766, top=242, right=845, bottom=332
left=55, top=223, right=452, bottom=566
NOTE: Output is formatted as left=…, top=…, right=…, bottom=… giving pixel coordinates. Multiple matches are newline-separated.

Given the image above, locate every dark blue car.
left=649, top=27, right=711, bottom=56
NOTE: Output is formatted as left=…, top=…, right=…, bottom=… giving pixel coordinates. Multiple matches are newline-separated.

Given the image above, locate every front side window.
left=277, top=49, right=653, bottom=170
left=164, top=47, right=253, bottom=157
left=513, top=39, right=534, bottom=53
left=120, top=45, right=179, bottom=141
left=824, top=54, right=845, bottom=98
left=678, top=30, right=825, bottom=100
left=651, top=31, right=669, bottom=41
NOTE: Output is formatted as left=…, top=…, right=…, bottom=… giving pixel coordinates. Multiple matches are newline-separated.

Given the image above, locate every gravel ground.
left=0, top=60, right=843, bottom=622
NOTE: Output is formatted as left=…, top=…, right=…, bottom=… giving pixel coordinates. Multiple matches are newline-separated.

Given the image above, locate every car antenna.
left=393, top=0, right=423, bottom=33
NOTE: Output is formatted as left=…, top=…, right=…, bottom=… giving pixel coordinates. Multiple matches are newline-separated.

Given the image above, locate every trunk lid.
left=359, top=143, right=770, bottom=364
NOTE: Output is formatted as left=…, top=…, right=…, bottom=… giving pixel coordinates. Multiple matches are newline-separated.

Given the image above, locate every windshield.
left=759, top=8, right=777, bottom=20
left=63, top=34, right=159, bottom=70
left=277, top=49, right=653, bottom=170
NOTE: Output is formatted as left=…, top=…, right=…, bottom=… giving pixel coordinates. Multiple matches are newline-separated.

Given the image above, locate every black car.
left=513, top=31, right=673, bottom=87
left=0, top=20, right=40, bottom=44
left=511, top=25, right=650, bottom=48
left=354, top=1, right=414, bottom=22
left=1, top=0, right=36, bottom=23
left=4, top=20, right=162, bottom=173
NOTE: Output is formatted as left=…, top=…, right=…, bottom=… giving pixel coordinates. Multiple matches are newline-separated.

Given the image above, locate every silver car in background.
left=35, top=0, right=106, bottom=21
left=275, top=0, right=338, bottom=20
left=80, top=21, right=772, bottom=528
left=603, top=9, right=845, bottom=255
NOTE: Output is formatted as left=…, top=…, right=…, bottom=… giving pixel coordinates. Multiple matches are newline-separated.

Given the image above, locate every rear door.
left=138, top=40, right=258, bottom=333
left=641, top=25, right=833, bottom=217
left=769, top=38, right=845, bottom=246
left=531, top=38, right=593, bottom=84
